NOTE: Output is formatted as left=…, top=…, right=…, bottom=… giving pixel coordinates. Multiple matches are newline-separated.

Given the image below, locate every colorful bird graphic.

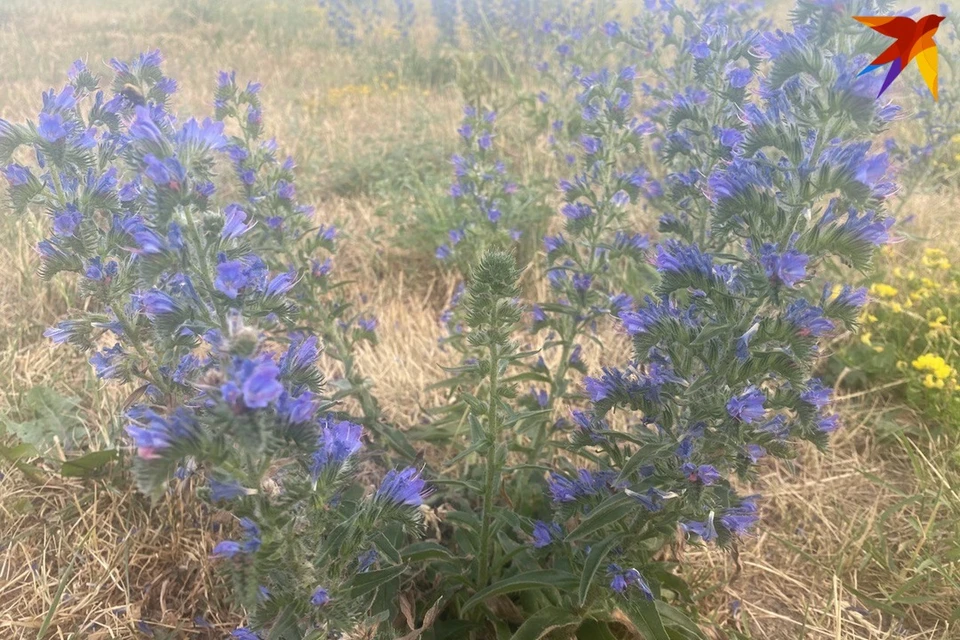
left=853, top=13, right=945, bottom=100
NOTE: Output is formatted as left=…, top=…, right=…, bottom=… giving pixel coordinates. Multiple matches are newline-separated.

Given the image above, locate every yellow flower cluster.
left=912, top=354, right=957, bottom=390
left=869, top=283, right=898, bottom=298
left=921, top=248, right=951, bottom=271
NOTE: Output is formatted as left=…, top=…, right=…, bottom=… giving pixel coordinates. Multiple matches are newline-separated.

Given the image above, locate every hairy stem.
left=477, top=338, right=501, bottom=590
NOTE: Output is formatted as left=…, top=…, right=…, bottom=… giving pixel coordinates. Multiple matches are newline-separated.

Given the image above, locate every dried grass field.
left=0, top=0, right=958, bottom=638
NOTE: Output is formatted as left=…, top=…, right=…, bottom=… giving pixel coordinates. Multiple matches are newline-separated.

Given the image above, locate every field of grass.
left=1, top=0, right=958, bottom=638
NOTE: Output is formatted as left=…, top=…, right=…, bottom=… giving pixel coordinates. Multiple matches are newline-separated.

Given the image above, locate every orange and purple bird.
left=853, top=14, right=945, bottom=100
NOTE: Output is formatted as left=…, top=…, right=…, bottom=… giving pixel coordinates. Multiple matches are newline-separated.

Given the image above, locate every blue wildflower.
left=581, top=135, right=601, bottom=155
left=801, top=379, right=831, bottom=409
left=241, top=362, right=283, bottom=409
left=52, top=206, right=82, bottom=237
left=544, top=235, right=565, bottom=253
left=141, top=290, right=178, bottom=318
left=265, top=270, right=296, bottom=297
left=760, top=244, right=808, bottom=288
left=376, top=467, right=430, bottom=507
left=312, top=419, right=363, bottom=476
left=608, top=564, right=629, bottom=593
left=129, top=106, right=165, bottom=145
left=683, top=463, right=722, bottom=486
left=727, top=67, right=753, bottom=88
left=746, top=444, right=766, bottom=463
left=310, top=587, right=330, bottom=607
left=90, top=343, right=125, bottom=379
left=37, top=113, right=68, bottom=143
left=208, top=477, right=249, bottom=502
left=561, top=202, right=593, bottom=220
left=655, top=240, right=714, bottom=277
left=530, top=388, right=548, bottom=408
left=572, top=273, right=592, bottom=293
left=215, top=260, right=250, bottom=298
left=531, top=521, right=562, bottom=548
left=222, top=204, right=252, bottom=240
left=212, top=541, right=244, bottom=558
left=681, top=516, right=718, bottom=542
left=817, top=413, right=840, bottom=433
left=785, top=299, right=834, bottom=337
left=720, top=498, right=760, bottom=537
left=727, top=387, right=766, bottom=423
left=841, top=210, right=893, bottom=246
left=3, top=163, right=32, bottom=186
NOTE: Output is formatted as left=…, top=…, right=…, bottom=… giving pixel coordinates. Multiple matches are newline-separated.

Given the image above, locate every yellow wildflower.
left=869, top=283, right=898, bottom=298
left=921, top=248, right=951, bottom=271
left=923, top=374, right=945, bottom=389
left=890, top=302, right=903, bottom=313
left=860, top=332, right=883, bottom=352
left=928, top=315, right=949, bottom=333
left=912, top=354, right=955, bottom=380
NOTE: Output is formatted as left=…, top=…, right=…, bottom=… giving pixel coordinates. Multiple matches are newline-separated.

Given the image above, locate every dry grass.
left=1, top=0, right=959, bottom=638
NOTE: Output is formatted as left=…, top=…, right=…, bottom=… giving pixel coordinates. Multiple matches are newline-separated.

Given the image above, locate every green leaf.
left=615, top=444, right=661, bottom=484
left=347, top=564, right=407, bottom=599
left=0, top=441, right=45, bottom=483
left=400, top=541, right=455, bottom=563
left=623, top=600, right=670, bottom=640
left=372, top=530, right=402, bottom=565
left=655, top=601, right=706, bottom=639
left=509, top=606, right=581, bottom=640
left=565, top=493, right=635, bottom=542
left=265, top=605, right=303, bottom=640
left=2, top=386, right=85, bottom=455
left=60, top=449, right=118, bottom=478
left=575, top=619, right=619, bottom=640
left=315, top=516, right=357, bottom=566
left=461, top=569, right=579, bottom=613
left=579, top=535, right=620, bottom=606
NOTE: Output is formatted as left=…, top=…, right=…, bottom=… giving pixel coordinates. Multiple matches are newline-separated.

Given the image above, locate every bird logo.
left=853, top=14, right=945, bottom=100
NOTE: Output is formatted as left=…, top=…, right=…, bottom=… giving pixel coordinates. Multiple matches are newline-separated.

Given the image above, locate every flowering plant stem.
left=476, top=337, right=500, bottom=590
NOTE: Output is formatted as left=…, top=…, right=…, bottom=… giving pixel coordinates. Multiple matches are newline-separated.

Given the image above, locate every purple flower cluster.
left=435, top=106, right=526, bottom=267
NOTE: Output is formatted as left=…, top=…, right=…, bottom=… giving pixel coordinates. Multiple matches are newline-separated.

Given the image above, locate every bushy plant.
left=2, top=53, right=424, bottom=637
left=415, top=0, right=899, bottom=636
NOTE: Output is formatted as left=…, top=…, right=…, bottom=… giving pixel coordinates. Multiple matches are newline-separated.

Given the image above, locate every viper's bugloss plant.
left=525, top=3, right=625, bottom=169
left=5, top=53, right=425, bottom=637
left=433, top=105, right=547, bottom=275
left=531, top=0, right=898, bottom=631
left=522, top=65, right=657, bottom=463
